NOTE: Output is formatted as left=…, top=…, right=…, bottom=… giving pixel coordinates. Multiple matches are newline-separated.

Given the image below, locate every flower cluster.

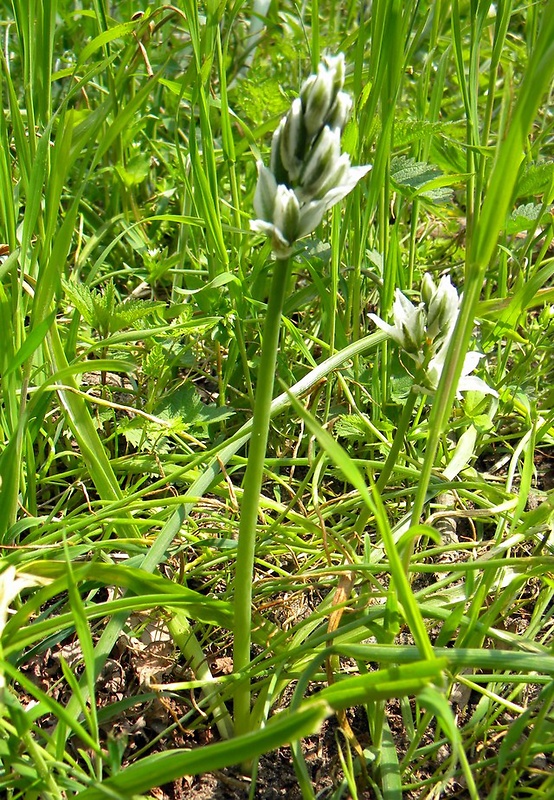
left=370, top=274, right=497, bottom=397
left=251, top=54, right=371, bottom=258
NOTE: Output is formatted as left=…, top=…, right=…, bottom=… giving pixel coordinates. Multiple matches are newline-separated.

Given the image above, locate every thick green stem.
left=233, top=257, right=291, bottom=738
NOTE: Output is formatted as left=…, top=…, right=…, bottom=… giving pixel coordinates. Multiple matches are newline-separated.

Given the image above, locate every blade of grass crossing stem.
left=285, top=388, right=436, bottom=663
left=410, top=5, right=554, bottom=528
left=77, top=702, right=330, bottom=800
left=0, top=658, right=101, bottom=755
left=316, top=660, right=448, bottom=708
left=47, top=323, right=140, bottom=538
left=61, top=545, right=100, bottom=771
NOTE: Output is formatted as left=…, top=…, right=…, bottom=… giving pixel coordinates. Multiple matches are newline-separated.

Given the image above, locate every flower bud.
left=299, top=127, right=341, bottom=194
left=253, top=162, right=278, bottom=222
left=326, top=91, right=353, bottom=133
left=301, top=63, right=336, bottom=136
left=397, top=303, right=426, bottom=354
left=324, top=53, right=346, bottom=94
left=279, top=98, right=306, bottom=183
left=421, top=273, right=436, bottom=307
left=270, top=119, right=289, bottom=186
left=426, top=274, right=459, bottom=342
left=273, top=185, right=300, bottom=247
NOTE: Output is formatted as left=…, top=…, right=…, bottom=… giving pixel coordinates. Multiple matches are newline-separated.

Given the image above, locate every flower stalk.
left=234, top=54, right=371, bottom=739
left=233, top=256, right=291, bottom=739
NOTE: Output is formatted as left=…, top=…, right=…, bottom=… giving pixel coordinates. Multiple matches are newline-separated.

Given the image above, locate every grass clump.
left=0, top=1, right=553, bottom=798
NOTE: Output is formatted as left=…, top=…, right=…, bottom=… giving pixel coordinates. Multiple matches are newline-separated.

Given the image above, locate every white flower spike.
left=370, top=274, right=497, bottom=399
left=250, top=53, right=371, bottom=258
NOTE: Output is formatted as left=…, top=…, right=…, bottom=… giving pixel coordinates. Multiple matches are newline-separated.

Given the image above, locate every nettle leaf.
left=64, top=279, right=165, bottom=337
left=389, top=371, right=414, bottom=403
left=393, top=119, right=459, bottom=148
left=118, top=417, right=172, bottom=454
left=507, top=202, right=553, bottom=235
left=144, top=343, right=168, bottom=379
left=156, top=384, right=234, bottom=429
left=335, top=414, right=369, bottom=441
left=63, top=278, right=96, bottom=323
left=516, top=161, right=554, bottom=198
left=115, top=153, right=151, bottom=187
left=390, top=155, right=454, bottom=203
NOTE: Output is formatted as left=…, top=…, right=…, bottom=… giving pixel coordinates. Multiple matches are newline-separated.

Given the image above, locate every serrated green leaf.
left=63, top=279, right=164, bottom=336
left=516, top=161, right=554, bottom=198
left=335, top=414, right=369, bottom=440
left=507, top=201, right=552, bottom=234
left=391, top=155, right=454, bottom=203
left=393, top=119, right=458, bottom=148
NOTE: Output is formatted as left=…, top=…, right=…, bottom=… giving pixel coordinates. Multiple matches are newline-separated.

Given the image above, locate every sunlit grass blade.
left=77, top=702, right=329, bottom=800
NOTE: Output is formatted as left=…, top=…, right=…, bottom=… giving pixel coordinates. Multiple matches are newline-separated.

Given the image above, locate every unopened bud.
left=421, top=273, right=436, bottom=308
left=273, top=185, right=300, bottom=247
left=426, top=275, right=459, bottom=342
left=279, top=98, right=306, bottom=183
left=300, top=127, right=341, bottom=193
left=323, top=53, right=346, bottom=95
left=301, top=63, right=336, bottom=136
left=326, top=91, right=353, bottom=133
left=270, top=119, right=289, bottom=186
left=253, top=162, right=278, bottom=222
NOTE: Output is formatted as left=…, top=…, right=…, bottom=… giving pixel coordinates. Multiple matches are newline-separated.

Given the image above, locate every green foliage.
left=63, top=279, right=165, bottom=338
left=390, top=155, right=454, bottom=203
left=0, top=0, right=553, bottom=798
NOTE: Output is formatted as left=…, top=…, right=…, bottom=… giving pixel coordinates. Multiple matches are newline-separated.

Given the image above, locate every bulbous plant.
left=367, top=274, right=497, bottom=531
left=370, top=273, right=497, bottom=397
left=234, top=54, right=370, bottom=738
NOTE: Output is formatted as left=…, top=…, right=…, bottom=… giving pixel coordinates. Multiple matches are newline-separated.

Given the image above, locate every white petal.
left=250, top=219, right=293, bottom=257
left=368, top=313, right=405, bottom=347
left=250, top=218, right=278, bottom=236
left=457, top=375, right=499, bottom=396
left=393, top=289, right=416, bottom=322
left=296, top=197, right=328, bottom=238
left=253, top=162, right=278, bottom=221
left=461, top=351, right=483, bottom=376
